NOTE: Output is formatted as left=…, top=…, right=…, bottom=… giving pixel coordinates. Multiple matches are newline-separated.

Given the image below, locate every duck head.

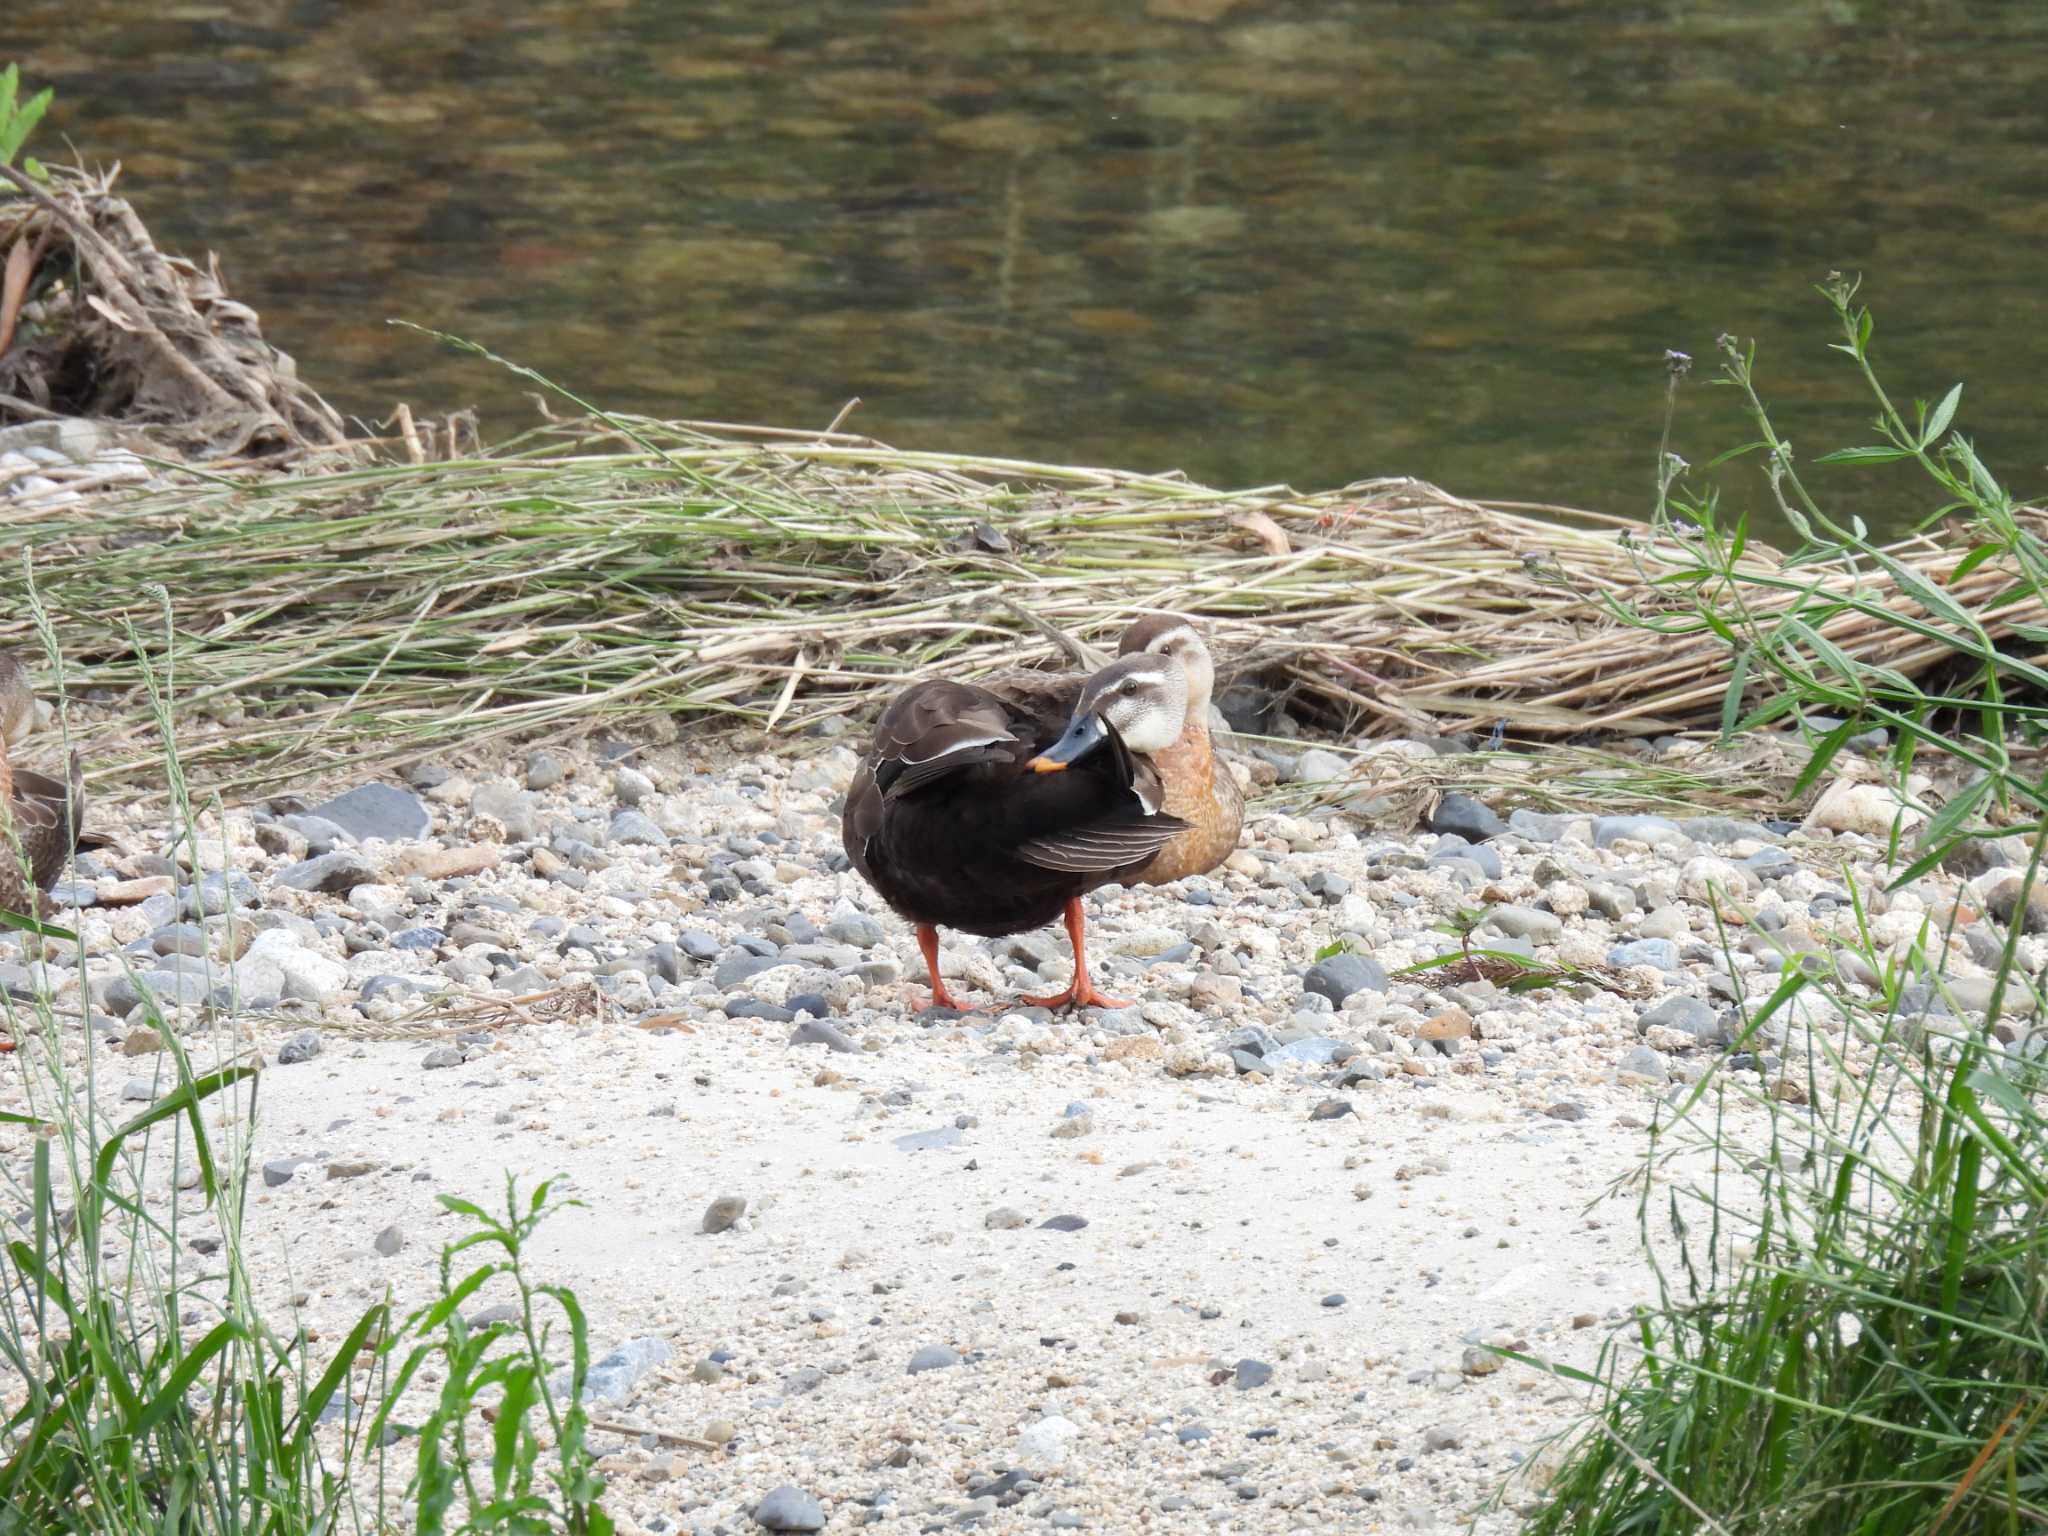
left=1118, top=614, right=1215, bottom=718
left=1029, top=653, right=1189, bottom=772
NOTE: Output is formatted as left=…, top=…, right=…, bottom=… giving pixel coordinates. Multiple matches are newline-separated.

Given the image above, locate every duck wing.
left=10, top=756, right=89, bottom=892
left=845, top=681, right=1029, bottom=877
left=1013, top=726, right=1186, bottom=874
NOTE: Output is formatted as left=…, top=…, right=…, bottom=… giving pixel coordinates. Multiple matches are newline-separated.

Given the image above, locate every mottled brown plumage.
left=0, top=651, right=93, bottom=921
left=1114, top=616, right=1244, bottom=884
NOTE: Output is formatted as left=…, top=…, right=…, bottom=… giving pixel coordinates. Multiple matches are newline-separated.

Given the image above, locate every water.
left=8, top=0, right=2045, bottom=541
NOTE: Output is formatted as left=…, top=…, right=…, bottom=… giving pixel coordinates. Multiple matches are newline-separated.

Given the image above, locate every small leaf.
left=1815, top=446, right=1913, bottom=465
left=1921, top=382, right=1962, bottom=447
left=1948, top=542, right=2004, bottom=583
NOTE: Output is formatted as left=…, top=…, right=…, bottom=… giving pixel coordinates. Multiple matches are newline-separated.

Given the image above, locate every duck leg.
left=914, top=923, right=973, bottom=1011
left=1017, top=898, right=1133, bottom=1011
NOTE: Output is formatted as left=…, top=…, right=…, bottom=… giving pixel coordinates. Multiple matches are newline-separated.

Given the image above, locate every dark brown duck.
left=842, top=652, right=1190, bottom=1012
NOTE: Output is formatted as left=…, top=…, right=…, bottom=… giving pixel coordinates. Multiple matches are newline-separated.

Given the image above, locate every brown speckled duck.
left=843, top=652, right=1191, bottom=1012
left=1114, top=615, right=1244, bottom=884
left=0, top=650, right=93, bottom=924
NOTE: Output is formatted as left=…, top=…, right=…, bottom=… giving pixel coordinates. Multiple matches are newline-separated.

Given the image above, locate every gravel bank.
left=3, top=728, right=2029, bottom=1533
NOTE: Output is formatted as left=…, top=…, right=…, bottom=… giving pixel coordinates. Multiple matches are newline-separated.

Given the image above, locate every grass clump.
left=1516, top=281, right=2048, bottom=1533
left=0, top=639, right=613, bottom=1533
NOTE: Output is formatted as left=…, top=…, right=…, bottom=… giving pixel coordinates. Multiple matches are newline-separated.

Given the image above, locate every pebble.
left=309, top=783, right=432, bottom=843
left=1234, top=1359, right=1274, bottom=1391
left=373, top=1224, right=405, bottom=1257
left=788, top=1018, right=858, bottom=1052
left=1428, top=793, right=1505, bottom=841
left=752, top=1486, right=826, bottom=1533
left=1302, top=952, right=1388, bottom=1006
left=906, top=1344, right=961, bottom=1374
left=702, top=1195, right=747, bottom=1234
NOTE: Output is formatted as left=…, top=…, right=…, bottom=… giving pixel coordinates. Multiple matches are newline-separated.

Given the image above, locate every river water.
left=7, top=0, right=2045, bottom=540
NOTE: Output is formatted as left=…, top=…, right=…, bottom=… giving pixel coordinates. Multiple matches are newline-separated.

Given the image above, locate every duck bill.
left=1028, top=712, right=1109, bottom=773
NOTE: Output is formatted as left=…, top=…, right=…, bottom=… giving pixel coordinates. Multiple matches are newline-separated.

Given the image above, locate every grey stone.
left=1637, top=995, right=1719, bottom=1041
left=1221, top=1025, right=1280, bottom=1058
left=179, top=873, right=258, bottom=920
left=702, top=1195, right=747, bottom=1234
left=1587, top=883, right=1636, bottom=920
left=715, top=951, right=779, bottom=989
left=1607, top=938, right=1681, bottom=972
left=1233, top=1359, right=1273, bottom=1391
left=985, top=1206, right=1029, bottom=1230
left=276, top=1029, right=324, bottom=1065
left=310, top=783, right=431, bottom=844
left=525, top=749, right=568, bottom=791
left=608, top=809, right=669, bottom=848
left=470, top=784, right=542, bottom=841
left=1430, top=834, right=1502, bottom=879
left=1593, top=815, right=1687, bottom=850
left=1422, top=1425, right=1464, bottom=1453
left=613, top=766, right=655, bottom=805
left=1544, top=1102, right=1586, bottom=1122
left=1487, top=906, right=1561, bottom=944
left=789, top=1018, right=858, bottom=1053
left=679, top=929, right=720, bottom=962
left=826, top=912, right=884, bottom=948
left=1292, top=748, right=1349, bottom=784
left=374, top=1224, right=405, bottom=1257
left=1302, top=952, right=1388, bottom=1007
left=1617, top=1044, right=1669, bottom=1083
left=280, top=813, right=354, bottom=854
left=105, top=967, right=214, bottom=1015
left=262, top=1156, right=312, bottom=1187
left=272, top=851, right=377, bottom=895
left=752, top=1485, right=826, bottom=1533
left=1039, top=1214, right=1088, bottom=1232
left=906, top=1344, right=961, bottom=1374
left=1428, top=793, right=1504, bottom=842
left=1506, top=808, right=1583, bottom=843
left=422, top=1046, right=463, bottom=1069
left=1681, top=816, right=1781, bottom=846
left=1308, top=1099, right=1355, bottom=1121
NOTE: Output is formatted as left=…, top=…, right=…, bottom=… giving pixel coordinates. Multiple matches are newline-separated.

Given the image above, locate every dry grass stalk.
left=0, top=413, right=2038, bottom=802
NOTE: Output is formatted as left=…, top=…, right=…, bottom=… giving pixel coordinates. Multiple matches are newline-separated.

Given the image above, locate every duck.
left=843, top=651, right=1191, bottom=1012
left=1113, top=615, right=1244, bottom=884
left=0, top=650, right=94, bottom=924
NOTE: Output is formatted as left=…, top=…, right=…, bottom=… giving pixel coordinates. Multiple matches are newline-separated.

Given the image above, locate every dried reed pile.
left=2, top=412, right=2036, bottom=801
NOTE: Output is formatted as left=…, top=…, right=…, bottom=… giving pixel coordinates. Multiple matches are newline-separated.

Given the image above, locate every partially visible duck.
left=1114, top=615, right=1244, bottom=884
left=843, top=653, right=1190, bottom=1012
left=0, top=650, right=95, bottom=924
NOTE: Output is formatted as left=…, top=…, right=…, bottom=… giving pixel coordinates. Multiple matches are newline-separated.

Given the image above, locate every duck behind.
left=843, top=653, right=1190, bottom=1011
left=0, top=651, right=95, bottom=923
left=1116, top=615, right=1244, bottom=884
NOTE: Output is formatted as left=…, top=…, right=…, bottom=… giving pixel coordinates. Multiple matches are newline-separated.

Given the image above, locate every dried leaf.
left=1229, top=508, right=1291, bottom=556
left=0, top=236, right=29, bottom=357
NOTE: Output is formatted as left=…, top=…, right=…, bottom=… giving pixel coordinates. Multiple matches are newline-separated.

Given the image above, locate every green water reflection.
left=6, top=0, right=2044, bottom=540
